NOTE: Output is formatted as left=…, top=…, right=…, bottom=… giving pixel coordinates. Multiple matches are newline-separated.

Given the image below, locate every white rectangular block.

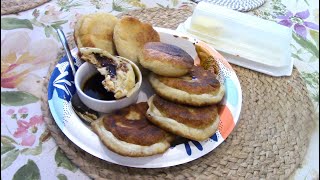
left=177, top=2, right=294, bottom=76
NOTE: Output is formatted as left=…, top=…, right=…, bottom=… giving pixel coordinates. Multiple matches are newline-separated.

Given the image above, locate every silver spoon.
left=56, top=29, right=99, bottom=123
left=56, top=29, right=76, bottom=75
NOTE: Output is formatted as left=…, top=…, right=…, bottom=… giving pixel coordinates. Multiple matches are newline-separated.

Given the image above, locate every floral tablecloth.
left=1, top=0, right=318, bottom=179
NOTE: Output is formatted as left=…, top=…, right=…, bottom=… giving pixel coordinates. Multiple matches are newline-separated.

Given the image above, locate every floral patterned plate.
left=47, top=28, right=242, bottom=168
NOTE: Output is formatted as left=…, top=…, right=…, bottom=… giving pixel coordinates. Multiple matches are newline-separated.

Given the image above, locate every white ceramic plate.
left=47, top=28, right=242, bottom=168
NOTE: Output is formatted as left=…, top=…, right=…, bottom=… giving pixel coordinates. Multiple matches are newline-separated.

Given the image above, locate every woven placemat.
left=41, top=8, right=316, bottom=179
left=1, top=0, right=50, bottom=15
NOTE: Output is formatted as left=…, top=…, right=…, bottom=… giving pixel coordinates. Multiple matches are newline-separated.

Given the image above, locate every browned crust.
left=151, top=85, right=216, bottom=107
left=141, top=42, right=194, bottom=69
left=156, top=66, right=220, bottom=94
left=152, top=95, right=217, bottom=128
left=102, top=102, right=167, bottom=146
left=90, top=121, right=128, bottom=156
left=91, top=119, right=172, bottom=157
left=146, top=112, right=218, bottom=142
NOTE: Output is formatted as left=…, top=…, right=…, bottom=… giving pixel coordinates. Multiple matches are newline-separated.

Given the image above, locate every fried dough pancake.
left=139, top=42, right=194, bottom=77
left=147, top=95, right=220, bottom=141
left=74, top=13, right=118, bottom=55
left=195, top=44, right=220, bottom=74
left=113, top=16, right=160, bottom=64
left=91, top=102, right=173, bottom=157
left=79, top=47, right=136, bottom=99
left=149, top=66, right=225, bottom=106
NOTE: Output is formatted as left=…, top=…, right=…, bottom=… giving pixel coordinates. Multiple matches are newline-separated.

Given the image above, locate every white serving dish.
left=74, top=59, right=142, bottom=113
left=176, top=2, right=294, bottom=76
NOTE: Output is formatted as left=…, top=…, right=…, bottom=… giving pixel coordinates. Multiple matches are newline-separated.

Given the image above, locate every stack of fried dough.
left=74, top=12, right=225, bottom=157
left=139, top=42, right=225, bottom=142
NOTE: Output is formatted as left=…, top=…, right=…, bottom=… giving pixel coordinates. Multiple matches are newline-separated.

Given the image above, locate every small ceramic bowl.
left=74, top=57, right=142, bottom=113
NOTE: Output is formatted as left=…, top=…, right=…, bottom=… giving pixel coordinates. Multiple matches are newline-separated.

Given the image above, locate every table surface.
left=1, top=0, right=319, bottom=179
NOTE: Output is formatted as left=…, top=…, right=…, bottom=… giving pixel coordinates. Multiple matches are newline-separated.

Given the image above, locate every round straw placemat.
left=1, top=0, right=50, bottom=15
left=41, top=8, right=316, bottom=179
